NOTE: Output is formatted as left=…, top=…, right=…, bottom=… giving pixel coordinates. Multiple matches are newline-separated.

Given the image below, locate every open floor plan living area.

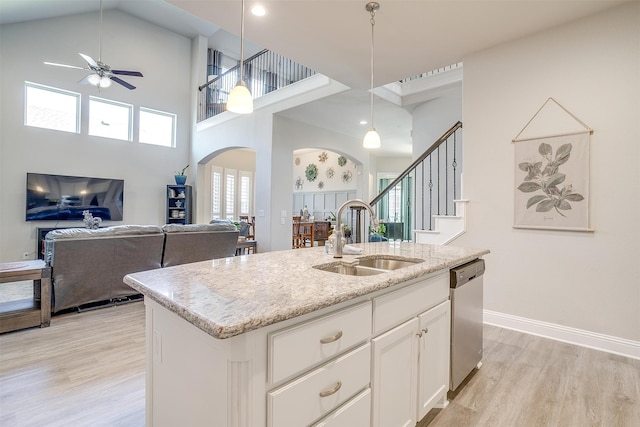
left=1, top=0, right=639, bottom=426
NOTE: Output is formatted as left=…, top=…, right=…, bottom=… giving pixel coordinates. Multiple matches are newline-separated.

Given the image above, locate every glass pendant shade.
left=227, top=80, right=254, bottom=114
left=363, top=128, right=381, bottom=149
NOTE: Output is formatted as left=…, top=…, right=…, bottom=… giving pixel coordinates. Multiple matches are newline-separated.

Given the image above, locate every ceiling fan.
left=43, top=0, right=143, bottom=90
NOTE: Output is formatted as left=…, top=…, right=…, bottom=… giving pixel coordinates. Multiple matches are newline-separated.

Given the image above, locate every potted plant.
left=174, top=164, right=189, bottom=185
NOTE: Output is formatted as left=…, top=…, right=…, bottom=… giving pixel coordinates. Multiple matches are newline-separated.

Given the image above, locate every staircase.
left=370, top=121, right=466, bottom=245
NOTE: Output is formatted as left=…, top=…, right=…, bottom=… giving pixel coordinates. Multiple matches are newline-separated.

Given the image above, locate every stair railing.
left=198, top=49, right=316, bottom=122
left=368, top=121, right=463, bottom=242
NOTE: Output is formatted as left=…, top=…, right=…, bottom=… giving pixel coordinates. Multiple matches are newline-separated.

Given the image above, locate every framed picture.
left=513, top=132, right=590, bottom=231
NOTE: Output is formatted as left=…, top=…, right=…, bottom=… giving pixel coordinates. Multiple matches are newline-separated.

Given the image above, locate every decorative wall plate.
left=338, top=156, right=347, bottom=167
left=318, top=181, right=324, bottom=189
left=295, top=157, right=301, bottom=165
left=342, top=170, right=353, bottom=183
left=319, top=152, right=328, bottom=163
left=305, top=164, right=318, bottom=182
left=295, top=177, right=304, bottom=190
left=326, top=167, right=334, bottom=179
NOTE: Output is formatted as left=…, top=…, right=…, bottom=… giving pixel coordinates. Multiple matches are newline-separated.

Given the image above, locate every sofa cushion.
left=161, top=225, right=239, bottom=267
left=45, top=225, right=163, bottom=240
left=162, top=223, right=237, bottom=233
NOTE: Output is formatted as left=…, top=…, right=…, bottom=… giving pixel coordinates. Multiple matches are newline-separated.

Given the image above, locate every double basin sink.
left=313, top=256, right=424, bottom=276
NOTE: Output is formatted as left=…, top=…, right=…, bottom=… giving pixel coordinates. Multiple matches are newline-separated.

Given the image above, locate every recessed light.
left=360, top=120, right=368, bottom=125
left=251, top=5, right=267, bottom=16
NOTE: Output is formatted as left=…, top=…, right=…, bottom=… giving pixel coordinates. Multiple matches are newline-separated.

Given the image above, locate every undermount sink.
left=356, top=257, right=423, bottom=270
left=313, top=256, right=424, bottom=276
left=313, top=264, right=385, bottom=276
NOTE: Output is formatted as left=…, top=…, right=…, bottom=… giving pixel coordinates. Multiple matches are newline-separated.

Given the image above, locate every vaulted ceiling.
left=1, top=0, right=627, bottom=155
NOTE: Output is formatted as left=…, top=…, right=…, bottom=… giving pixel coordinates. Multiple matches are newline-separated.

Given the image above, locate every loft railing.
left=197, top=49, right=316, bottom=122
left=399, top=62, right=463, bottom=83
left=368, top=121, right=463, bottom=241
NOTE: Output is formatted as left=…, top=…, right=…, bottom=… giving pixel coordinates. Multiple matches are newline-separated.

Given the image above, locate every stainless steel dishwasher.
left=449, top=258, right=485, bottom=391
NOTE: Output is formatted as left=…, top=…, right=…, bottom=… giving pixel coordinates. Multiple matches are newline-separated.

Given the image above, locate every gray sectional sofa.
left=44, top=223, right=238, bottom=313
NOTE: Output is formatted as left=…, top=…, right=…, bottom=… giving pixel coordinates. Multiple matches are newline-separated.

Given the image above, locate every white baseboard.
left=484, top=310, right=640, bottom=360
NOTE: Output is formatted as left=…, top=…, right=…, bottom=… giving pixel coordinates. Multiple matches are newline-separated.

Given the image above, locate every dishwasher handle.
left=450, top=258, right=485, bottom=288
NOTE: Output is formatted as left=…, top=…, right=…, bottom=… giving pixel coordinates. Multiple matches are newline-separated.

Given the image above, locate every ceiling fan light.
left=99, top=76, right=112, bottom=88
left=87, top=74, right=101, bottom=86
left=363, top=129, right=381, bottom=149
left=227, top=80, right=253, bottom=114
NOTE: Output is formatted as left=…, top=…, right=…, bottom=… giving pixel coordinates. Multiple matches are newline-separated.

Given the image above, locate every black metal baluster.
left=452, top=130, right=458, bottom=215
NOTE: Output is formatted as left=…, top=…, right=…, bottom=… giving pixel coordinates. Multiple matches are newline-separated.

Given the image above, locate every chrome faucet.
left=333, top=199, right=378, bottom=258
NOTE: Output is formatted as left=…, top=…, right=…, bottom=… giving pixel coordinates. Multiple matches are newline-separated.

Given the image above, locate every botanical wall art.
left=305, top=164, right=318, bottom=182
left=512, top=97, right=593, bottom=231
left=292, top=149, right=358, bottom=193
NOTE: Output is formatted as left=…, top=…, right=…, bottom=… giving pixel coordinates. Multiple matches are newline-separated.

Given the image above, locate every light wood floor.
left=0, top=302, right=145, bottom=426
left=1, top=302, right=639, bottom=427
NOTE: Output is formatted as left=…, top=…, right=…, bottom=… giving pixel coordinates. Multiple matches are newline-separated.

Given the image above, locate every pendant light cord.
left=369, top=7, right=376, bottom=130
left=239, top=0, right=245, bottom=84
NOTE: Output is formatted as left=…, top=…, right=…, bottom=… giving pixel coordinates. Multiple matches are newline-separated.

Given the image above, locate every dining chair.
left=292, top=215, right=302, bottom=248
left=299, top=221, right=314, bottom=248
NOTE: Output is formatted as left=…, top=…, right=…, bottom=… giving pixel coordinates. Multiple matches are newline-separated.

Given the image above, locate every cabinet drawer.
left=268, top=301, right=372, bottom=384
left=373, top=273, right=448, bottom=335
left=267, top=343, right=371, bottom=427
left=312, top=388, right=371, bottom=427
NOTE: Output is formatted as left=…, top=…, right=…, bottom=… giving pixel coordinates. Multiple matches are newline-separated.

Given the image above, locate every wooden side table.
left=0, top=260, right=51, bottom=333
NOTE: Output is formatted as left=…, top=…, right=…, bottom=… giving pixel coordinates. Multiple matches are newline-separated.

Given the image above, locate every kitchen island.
left=125, top=242, right=489, bottom=427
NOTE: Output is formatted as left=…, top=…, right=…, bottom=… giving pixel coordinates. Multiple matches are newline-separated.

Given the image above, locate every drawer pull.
left=319, top=381, right=342, bottom=398
left=320, top=330, right=343, bottom=344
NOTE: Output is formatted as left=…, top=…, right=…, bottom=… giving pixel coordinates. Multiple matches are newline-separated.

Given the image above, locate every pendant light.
left=227, top=0, right=254, bottom=114
left=363, top=2, right=380, bottom=149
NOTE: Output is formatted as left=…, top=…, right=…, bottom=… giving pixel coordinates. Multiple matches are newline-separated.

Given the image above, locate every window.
left=211, top=167, right=222, bottom=220
left=225, top=170, right=236, bottom=220
left=211, top=167, right=254, bottom=220
left=139, top=107, right=176, bottom=147
left=24, top=82, right=80, bottom=133
left=239, top=171, right=252, bottom=216
left=89, top=96, right=133, bottom=141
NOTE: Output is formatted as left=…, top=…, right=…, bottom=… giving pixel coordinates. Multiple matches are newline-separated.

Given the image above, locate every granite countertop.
left=124, top=242, right=489, bottom=340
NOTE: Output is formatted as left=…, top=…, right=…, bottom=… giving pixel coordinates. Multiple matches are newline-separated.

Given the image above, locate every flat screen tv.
left=26, top=173, right=124, bottom=221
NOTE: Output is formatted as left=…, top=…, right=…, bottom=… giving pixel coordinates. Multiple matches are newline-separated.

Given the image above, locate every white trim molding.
left=484, top=310, right=640, bottom=360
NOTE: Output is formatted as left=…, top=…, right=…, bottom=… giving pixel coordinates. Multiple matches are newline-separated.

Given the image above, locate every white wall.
left=411, top=85, right=462, bottom=158
left=459, top=3, right=640, bottom=342
left=0, top=11, right=192, bottom=262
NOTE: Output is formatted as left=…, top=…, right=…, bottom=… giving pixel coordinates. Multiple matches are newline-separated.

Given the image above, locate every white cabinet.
left=417, top=300, right=450, bottom=420
left=145, top=270, right=451, bottom=427
left=371, top=317, right=419, bottom=427
left=312, top=389, right=371, bottom=427
left=371, top=275, right=450, bottom=427
left=268, top=301, right=372, bottom=384
left=267, top=343, right=371, bottom=427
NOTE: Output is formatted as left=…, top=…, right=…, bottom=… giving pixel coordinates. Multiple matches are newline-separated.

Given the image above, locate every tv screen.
left=26, top=173, right=124, bottom=221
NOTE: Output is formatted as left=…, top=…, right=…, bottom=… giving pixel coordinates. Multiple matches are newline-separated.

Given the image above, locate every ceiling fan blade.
left=110, top=76, right=136, bottom=90
left=44, top=61, right=86, bottom=71
left=111, top=69, right=143, bottom=77
left=79, top=53, right=98, bottom=68
left=78, top=75, right=94, bottom=85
